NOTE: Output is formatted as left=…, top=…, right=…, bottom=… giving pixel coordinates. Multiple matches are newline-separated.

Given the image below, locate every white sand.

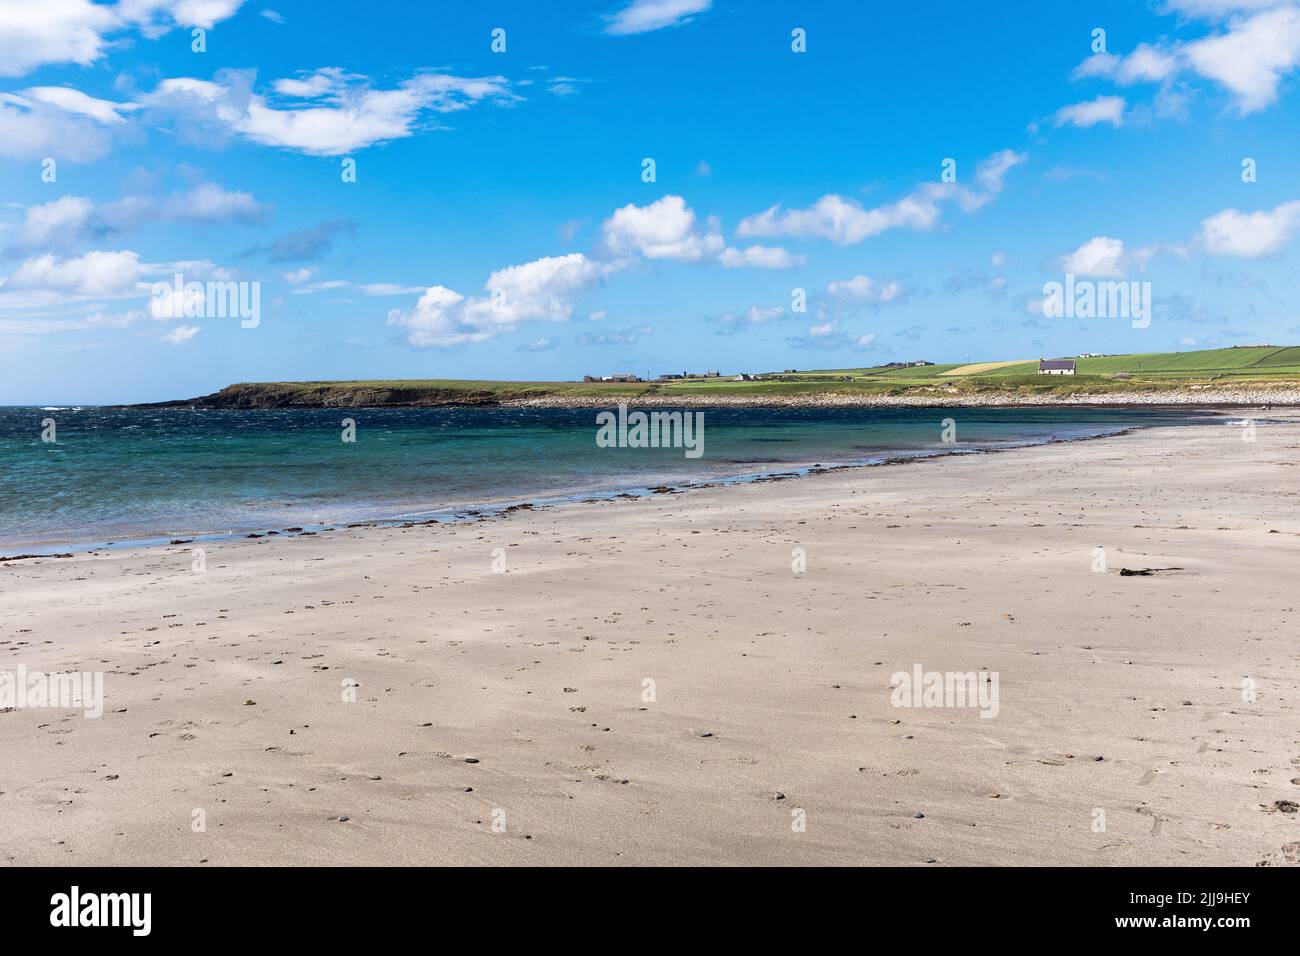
left=2, top=412, right=1298, bottom=866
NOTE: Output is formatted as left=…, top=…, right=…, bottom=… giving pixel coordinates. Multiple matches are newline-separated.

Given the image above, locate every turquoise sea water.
left=0, top=405, right=1216, bottom=551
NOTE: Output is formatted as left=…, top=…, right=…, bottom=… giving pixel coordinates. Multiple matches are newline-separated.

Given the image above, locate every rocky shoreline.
left=134, top=381, right=1300, bottom=410
left=505, top=388, right=1300, bottom=409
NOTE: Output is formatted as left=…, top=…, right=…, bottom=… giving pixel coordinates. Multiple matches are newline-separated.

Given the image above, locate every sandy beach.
left=2, top=411, right=1298, bottom=867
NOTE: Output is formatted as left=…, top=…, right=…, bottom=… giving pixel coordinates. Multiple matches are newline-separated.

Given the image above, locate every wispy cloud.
left=162, top=324, right=201, bottom=345
left=604, top=0, right=711, bottom=35
left=0, top=86, right=137, bottom=161
left=1071, top=6, right=1300, bottom=116
left=244, top=220, right=355, bottom=262
left=736, top=150, right=1025, bottom=245
left=139, top=68, right=518, bottom=155
left=8, top=184, right=269, bottom=254
left=1052, top=95, right=1126, bottom=128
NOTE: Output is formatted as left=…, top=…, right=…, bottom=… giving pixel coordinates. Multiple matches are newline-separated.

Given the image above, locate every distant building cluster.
left=580, top=362, right=944, bottom=383
left=656, top=370, right=722, bottom=381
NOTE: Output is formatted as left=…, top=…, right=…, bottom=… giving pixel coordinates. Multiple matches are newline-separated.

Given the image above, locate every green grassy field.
left=647, top=346, right=1300, bottom=396
left=783, top=346, right=1300, bottom=381
left=175, top=346, right=1300, bottom=407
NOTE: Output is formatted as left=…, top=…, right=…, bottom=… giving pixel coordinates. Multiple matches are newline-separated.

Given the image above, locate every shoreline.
left=116, top=389, right=1300, bottom=410
left=3, top=413, right=1298, bottom=865
left=503, top=391, right=1300, bottom=409
left=0, top=409, right=1237, bottom=558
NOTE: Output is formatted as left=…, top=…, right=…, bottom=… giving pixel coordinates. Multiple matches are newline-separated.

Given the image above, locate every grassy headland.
left=142, top=345, right=1300, bottom=408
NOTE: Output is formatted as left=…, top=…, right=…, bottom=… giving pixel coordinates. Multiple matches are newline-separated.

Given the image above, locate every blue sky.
left=3, top=0, right=1300, bottom=403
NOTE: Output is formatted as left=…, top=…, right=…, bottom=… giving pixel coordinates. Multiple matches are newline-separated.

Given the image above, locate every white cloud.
left=1161, top=1, right=1284, bottom=17
left=355, top=282, right=426, bottom=296
left=162, top=324, right=202, bottom=344
left=1074, top=45, right=1178, bottom=84
left=0, top=0, right=246, bottom=77
left=0, top=0, right=116, bottom=76
left=0, top=87, right=131, bottom=161
left=737, top=192, right=940, bottom=246
left=718, top=244, right=804, bottom=269
left=1123, top=44, right=1181, bottom=83
left=85, top=309, right=147, bottom=328
left=1061, top=236, right=1126, bottom=277
left=604, top=0, right=711, bottom=35
left=1184, top=7, right=1300, bottom=113
left=0, top=252, right=242, bottom=331
left=1059, top=236, right=1160, bottom=277
left=143, top=69, right=516, bottom=155
left=807, top=321, right=836, bottom=337
left=272, top=67, right=358, bottom=99
left=22, top=87, right=137, bottom=124
left=145, top=258, right=236, bottom=282
left=825, top=275, right=905, bottom=303
left=714, top=304, right=784, bottom=331
left=736, top=150, right=1024, bottom=245
left=481, top=254, right=611, bottom=323
left=10, top=196, right=98, bottom=251
left=601, top=195, right=724, bottom=261
left=9, top=184, right=268, bottom=252
left=965, top=149, right=1027, bottom=210
left=168, top=182, right=267, bottom=224
left=391, top=189, right=897, bottom=349
left=518, top=336, right=556, bottom=352
left=3, top=250, right=143, bottom=297
left=387, top=287, right=475, bottom=351
left=856, top=333, right=877, bottom=348
left=1073, top=8, right=1300, bottom=116
left=1199, top=200, right=1300, bottom=257
left=287, top=279, right=348, bottom=295
left=1053, top=95, right=1126, bottom=127
left=575, top=324, right=651, bottom=346
left=547, top=76, right=583, bottom=97
left=0, top=309, right=147, bottom=341
left=388, top=253, right=616, bottom=348
left=118, top=1, right=247, bottom=31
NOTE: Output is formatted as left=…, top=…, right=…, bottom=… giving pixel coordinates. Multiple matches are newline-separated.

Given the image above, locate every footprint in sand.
left=1136, top=805, right=1165, bottom=836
